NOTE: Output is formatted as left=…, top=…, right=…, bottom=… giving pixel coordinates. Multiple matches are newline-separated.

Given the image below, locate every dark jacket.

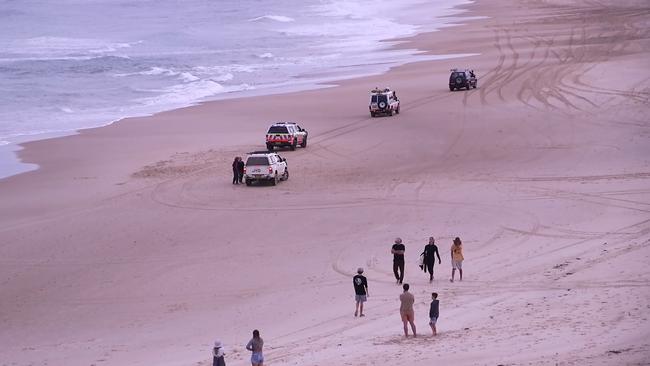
left=213, top=348, right=226, bottom=366
left=429, top=299, right=439, bottom=318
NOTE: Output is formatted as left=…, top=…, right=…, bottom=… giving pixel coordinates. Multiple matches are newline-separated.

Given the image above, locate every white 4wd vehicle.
left=244, top=151, right=289, bottom=186
left=266, top=122, right=308, bottom=151
left=369, top=87, right=400, bottom=117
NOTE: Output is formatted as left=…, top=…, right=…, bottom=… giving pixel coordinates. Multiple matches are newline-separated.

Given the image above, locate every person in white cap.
left=212, top=339, right=226, bottom=366
left=353, top=267, right=368, bottom=317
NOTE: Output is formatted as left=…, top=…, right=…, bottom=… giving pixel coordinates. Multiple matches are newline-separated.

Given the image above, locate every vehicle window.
left=246, top=157, right=270, bottom=165
left=268, top=126, right=288, bottom=134
left=377, top=95, right=388, bottom=103
left=371, top=95, right=378, bottom=103
left=287, top=126, right=295, bottom=133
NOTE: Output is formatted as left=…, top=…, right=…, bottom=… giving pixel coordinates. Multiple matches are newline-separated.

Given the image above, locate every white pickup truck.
left=244, top=151, right=289, bottom=186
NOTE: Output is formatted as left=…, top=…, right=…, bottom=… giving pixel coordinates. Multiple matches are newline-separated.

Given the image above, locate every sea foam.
left=248, top=15, right=295, bottom=22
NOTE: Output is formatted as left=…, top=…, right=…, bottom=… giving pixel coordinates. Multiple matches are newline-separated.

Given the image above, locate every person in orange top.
left=450, top=237, right=464, bottom=282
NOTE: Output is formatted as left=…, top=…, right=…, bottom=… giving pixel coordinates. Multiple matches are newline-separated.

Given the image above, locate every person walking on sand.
left=212, top=339, right=226, bottom=366
left=429, top=292, right=439, bottom=336
left=236, top=156, right=245, bottom=184
left=232, top=157, right=241, bottom=184
left=450, top=237, right=464, bottom=282
left=353, top=267, right=368, bottom=317
left=246, top=329, right=264, bottom=366
left=399, top=283, right=417, bottom=337
left=423, top=237, right=441, bottom=282
left=391, top=237, right=405, bottom=284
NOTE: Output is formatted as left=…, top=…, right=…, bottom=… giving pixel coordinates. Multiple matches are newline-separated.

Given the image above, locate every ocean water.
left=0, top=0, right=473, bottom=177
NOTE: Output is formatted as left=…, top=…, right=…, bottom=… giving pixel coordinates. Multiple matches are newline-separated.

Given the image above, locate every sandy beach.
left=1, top=0, right=650, bottom=365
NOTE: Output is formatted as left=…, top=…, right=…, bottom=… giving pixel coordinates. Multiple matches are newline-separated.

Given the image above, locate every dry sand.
left=1, top=0, right=650, bottom=365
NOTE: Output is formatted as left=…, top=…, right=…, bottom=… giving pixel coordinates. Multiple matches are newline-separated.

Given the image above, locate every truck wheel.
left=449, top=86, right=454, bottom=91
left=245, top=179, right=252, bottom=186
left=301, top=137, right=307, bottom=148
left=467, top=84, right=471, bottom=90
left=283, top=169, right=289, bottom=181
left=266, top=143, right=273, bottom=151
left=370, top=112, right=375, bottom=117
left=270, top=174, right=277, bottom=186
left=396, top=106, right=400, bottom=114
left=290, top=141, right=296, bottom=151
left=388, top=109, right=393, bottom=116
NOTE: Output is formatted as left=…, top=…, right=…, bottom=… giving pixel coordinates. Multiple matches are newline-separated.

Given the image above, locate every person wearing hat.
left=353, top=267, right=368, bottom=317
left=450, top=237, right=464, bottom=282
left=391, top=237, right=406, bottom=284
left=212, top=339, right=226, bottom=366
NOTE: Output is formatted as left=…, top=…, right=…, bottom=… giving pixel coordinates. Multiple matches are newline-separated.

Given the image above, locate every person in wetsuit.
left=423, top=237, right=441, bottom=282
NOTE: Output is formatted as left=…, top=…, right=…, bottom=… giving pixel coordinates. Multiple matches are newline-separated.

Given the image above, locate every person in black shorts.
left=391, top=237, right=405, bottom=284
left=353, top=267, right=368, bottom=317
left=423, top=237, right=441, bottom=282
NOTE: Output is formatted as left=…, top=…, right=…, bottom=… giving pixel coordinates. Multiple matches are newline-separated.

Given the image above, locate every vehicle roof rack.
left=247, top=150, right=276, bottom=155
left=371, top=87, right=392, bottom=93
left=272, top=121, right=297, bottom=125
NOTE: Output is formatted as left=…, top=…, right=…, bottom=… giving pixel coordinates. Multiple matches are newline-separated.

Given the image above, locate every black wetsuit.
left=423, top=244, right=441, bottom=280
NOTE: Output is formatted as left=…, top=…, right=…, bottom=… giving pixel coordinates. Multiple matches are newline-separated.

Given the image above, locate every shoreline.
left=0, top=0, right=476, bottom=181
left=1, top=0, right=649, bottom=365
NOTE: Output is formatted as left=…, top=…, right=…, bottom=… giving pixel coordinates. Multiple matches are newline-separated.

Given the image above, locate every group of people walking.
left=354, top=267, right=441, bottom=338
left=392, top=236, right=464, bottom=284
left=212, top=329, right=264, bottom=366
left=212, top=236, right=464, bottom=365
left=231, top=156, right=245, bottom=184
left=354, top=236, right=464, bottom=336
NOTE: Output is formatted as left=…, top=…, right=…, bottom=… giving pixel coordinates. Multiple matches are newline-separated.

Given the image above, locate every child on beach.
left=429, top=293, right=439, bottom=336
left=246, top=329, right=264, bottom=366
left=353, top=267, right=368, bottom=317
left=212, top=340, right=226, bottom=366
left=450, top=237, right=464, bottom=282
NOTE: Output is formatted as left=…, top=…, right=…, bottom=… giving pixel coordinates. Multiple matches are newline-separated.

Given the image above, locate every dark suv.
left=449, top=69, right=477, bottom=91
